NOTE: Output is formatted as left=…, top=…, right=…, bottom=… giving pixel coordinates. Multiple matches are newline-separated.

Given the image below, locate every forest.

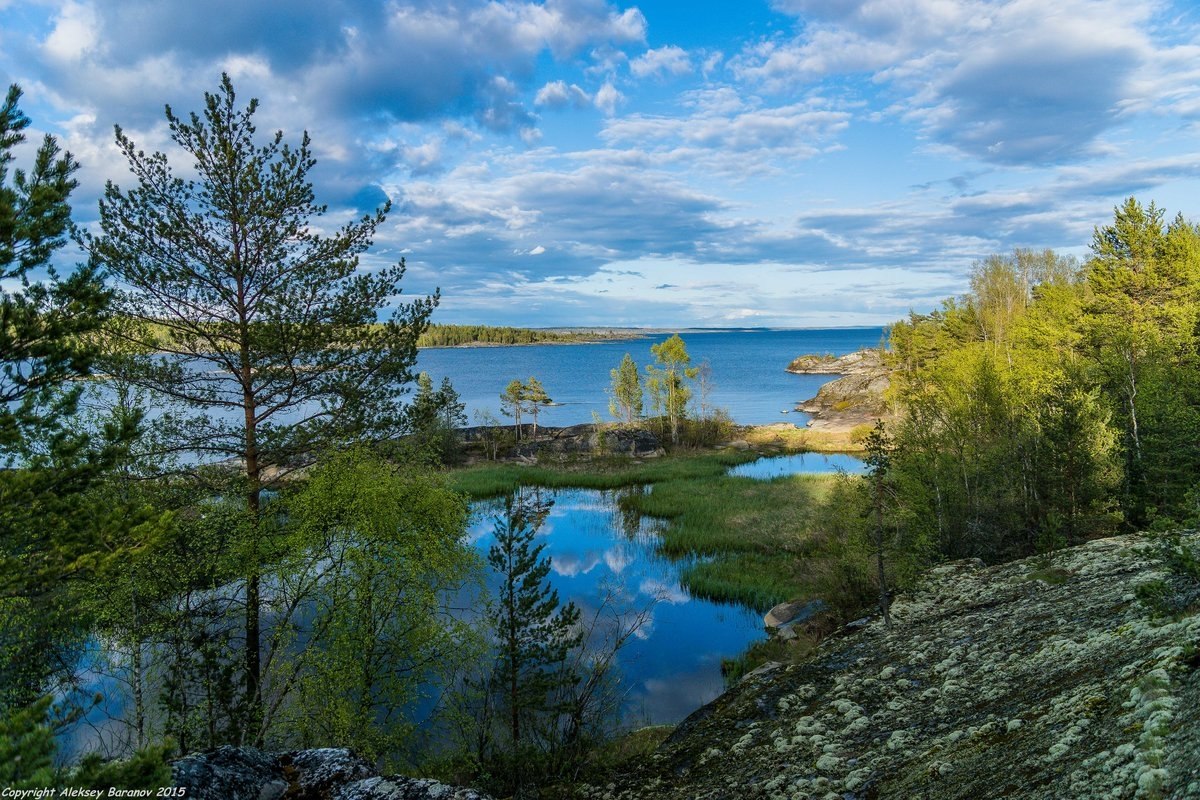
left=4, top=74, right=1200, bottom=798
left=417, top=324, right=638, bottom=348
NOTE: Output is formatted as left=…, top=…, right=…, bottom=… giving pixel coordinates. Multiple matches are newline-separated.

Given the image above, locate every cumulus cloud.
left=630, top=45, right=692, bottom=79
left=534, top=80, right=592, bottom=109
left=739, top=0, right=1175, bottom=165
left=594, top=80, right=624, bottom=115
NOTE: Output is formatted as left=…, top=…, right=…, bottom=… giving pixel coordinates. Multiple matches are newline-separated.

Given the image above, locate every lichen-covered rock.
left=172, top=747, right=491, bottom=800
left=334, top=776, right=492, bottom=800
left=281, top=749, right=374, bottom=799
left=592, top=533, right=1200, bottom=800
left=172, top=746, right=285, bottom=800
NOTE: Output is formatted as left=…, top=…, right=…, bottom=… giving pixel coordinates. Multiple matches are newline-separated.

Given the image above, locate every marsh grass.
left=618, top=473, right=841, bottom=611
left=449, top=451, right=755, bottom=498
left=450, top=450, right=860, bottom=614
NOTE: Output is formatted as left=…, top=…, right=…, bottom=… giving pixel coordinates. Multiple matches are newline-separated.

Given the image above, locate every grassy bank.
left=737, top=423, right=870, bottom=453
left=448, top=450, right=756, bottom=498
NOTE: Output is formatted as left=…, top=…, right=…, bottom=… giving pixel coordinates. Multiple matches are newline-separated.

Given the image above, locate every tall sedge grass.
left=449, top=451, right=861, bottom=615
left=449, top=451, right=754, bottom=499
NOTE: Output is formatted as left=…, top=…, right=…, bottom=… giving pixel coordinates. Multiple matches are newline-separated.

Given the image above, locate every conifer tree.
left=0, top=84, right=131, bottom=599
left=500, top=379, right=526, bottom=441
left=487, top=492, right=581, bottom=793
left=92, top=75, right=435, bottom=742
left=524, top=376, right=551, bottom=440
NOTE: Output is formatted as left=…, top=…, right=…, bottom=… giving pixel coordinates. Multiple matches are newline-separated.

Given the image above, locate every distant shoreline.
left=418, top=325, right=886, bottom=349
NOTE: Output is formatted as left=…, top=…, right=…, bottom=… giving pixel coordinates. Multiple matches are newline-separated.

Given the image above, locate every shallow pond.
left=727, top=452, right=866, bottom=479
left=468, top=486, right=763, bottom=724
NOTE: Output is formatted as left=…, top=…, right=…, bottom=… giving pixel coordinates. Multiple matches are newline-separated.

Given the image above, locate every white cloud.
left=44, top=1, right=101, bottom=62
left=534, top=80, right=592, bottom=109
left=594, top=80, right=624, bottom=116
left=630, top=45, right=692, bottom=79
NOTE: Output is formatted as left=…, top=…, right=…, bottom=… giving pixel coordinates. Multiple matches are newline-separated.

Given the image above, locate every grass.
left=738, top=424, right=868, bottom=453
left=618, top=472, right=841, bottom=611
left=449, top=447, right=862, bottom=614
left=449, top=450, right=756, bottom=498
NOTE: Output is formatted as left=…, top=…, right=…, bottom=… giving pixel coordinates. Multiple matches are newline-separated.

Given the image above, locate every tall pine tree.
left=92, top=75, right=436, bottom=742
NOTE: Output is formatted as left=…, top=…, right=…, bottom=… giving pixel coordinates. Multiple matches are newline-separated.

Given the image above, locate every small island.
left=788, top=348, right=892, bottom=433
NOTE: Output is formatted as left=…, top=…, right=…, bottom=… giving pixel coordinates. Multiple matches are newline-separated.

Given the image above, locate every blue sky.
left=4, top=0, right=1200, bottom=327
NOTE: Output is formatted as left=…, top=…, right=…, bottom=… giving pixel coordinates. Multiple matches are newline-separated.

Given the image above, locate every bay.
left=415, top=327, right=886, bottom=427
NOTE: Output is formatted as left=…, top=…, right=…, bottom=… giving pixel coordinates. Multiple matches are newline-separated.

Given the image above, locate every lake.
left=468, top=486, right=764, bottom=725
left=415, top=327, right=886, bottom=427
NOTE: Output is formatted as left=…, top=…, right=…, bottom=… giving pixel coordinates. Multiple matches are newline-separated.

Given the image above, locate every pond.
left=727, top=452, right=866, bottom=479
left=468, top=486, right=763, bottom=724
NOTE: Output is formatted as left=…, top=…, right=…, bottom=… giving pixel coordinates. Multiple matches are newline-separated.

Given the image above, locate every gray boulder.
left=172, top=747, right=491, bottom=800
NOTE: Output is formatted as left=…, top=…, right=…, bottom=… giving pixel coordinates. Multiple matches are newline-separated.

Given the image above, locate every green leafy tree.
left=645, top=334, right=698, bottom=445
left=607, top=353, right=642, bottom=424
left=282, top=448, right=477, bottom=766
left=92, top=75, right=436, bottom=742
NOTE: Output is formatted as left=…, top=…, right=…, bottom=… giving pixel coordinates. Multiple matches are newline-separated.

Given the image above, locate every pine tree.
left=92, top=75, right=435, bottom=742
left=0, top=84, right=132, bottom=598
left=500, top=379, right=526, bottom=441
left=524, top=376, right=551, bottom=440
left=487, top=492, right=581, bottom=794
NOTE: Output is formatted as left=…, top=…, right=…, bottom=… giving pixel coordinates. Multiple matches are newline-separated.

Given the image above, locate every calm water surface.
left=416, top=327, right=885, bottom=427
left=468, top=486, right=763, bottom=724
left=729, top=452, right=866, bottom=479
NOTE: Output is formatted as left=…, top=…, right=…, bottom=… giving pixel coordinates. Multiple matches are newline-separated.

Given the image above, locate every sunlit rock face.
left=595, top=533, right=1200, bottom=800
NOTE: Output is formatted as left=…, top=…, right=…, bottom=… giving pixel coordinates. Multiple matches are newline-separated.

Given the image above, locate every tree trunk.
left=243, top=359, right=264, bottom=745
left=873, top=475, right=892, bottom=630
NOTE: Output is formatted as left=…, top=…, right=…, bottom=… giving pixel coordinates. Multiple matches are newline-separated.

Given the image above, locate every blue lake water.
left=416, top=327, right=886, bottom=427
left=729, top=452, right=867, bottom=479
left=468, top=486, right=764, bottom=724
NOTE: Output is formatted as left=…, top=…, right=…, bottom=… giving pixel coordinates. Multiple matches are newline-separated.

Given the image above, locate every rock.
left=601, top=427, right=664, bottom=457
left=460, top=423, right=663, bottom=459
left=281, top=749, right=373, bottom=799
left=789, top=348, right=892, bottom=433
left=726, top=439, right=750, bottom=451
left=335, top=776, right=492, bottom=800
left=172, top=746, right=284, bottom=800
left=172, top=747, right=491, bottom=800
left=600, top=533, right=1200, bottom=799
left=786, top=349, right=884, bottom=376
left=764, top=599, right=810, bottom=628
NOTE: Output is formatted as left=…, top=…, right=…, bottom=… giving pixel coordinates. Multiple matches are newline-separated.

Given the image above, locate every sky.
left=4, top=0, right=1200, bottom=328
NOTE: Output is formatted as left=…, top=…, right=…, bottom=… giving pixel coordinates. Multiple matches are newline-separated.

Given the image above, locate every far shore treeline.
left=416, top=323, right=641, bottom=348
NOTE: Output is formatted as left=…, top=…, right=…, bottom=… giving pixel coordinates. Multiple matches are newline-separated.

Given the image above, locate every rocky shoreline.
left=788, top=348, right=891, bottom=434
